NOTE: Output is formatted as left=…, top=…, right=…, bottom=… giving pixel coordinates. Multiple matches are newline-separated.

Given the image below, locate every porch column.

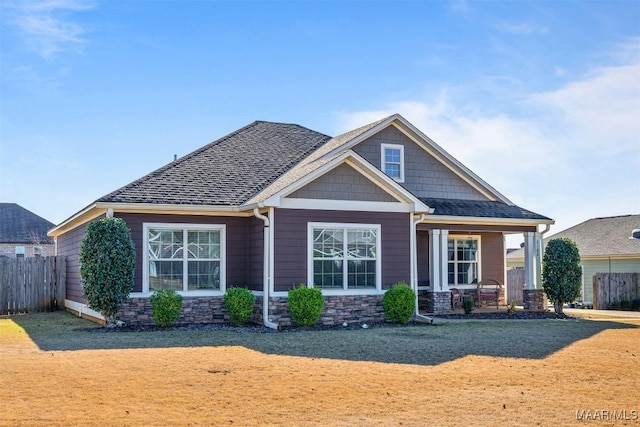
left=427, top=229, right=451, bottom=314
left=523, top=231, right=536, bottom=290
left=429, top=229, right=450, bottom=291
left=438, top=230, right=449, bottom=291
left=523, top=231, right=546, bottom=311
left=429, top=229, right=440, bottom=290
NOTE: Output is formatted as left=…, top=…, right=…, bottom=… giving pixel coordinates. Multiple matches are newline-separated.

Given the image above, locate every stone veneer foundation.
left=417, top=290, right=452, bottom=314
left=523, top=289, right=547, bottom=311
left=116, top=294, right=387, bottom=327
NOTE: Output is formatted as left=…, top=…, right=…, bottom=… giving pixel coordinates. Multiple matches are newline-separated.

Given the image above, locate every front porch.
left=412, top=223, right=547, bottom=315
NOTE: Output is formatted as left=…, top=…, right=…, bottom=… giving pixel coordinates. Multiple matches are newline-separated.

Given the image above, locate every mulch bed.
left=82, top=311, right=572, bottom=333
left=436, top=311, right=572, bottom=320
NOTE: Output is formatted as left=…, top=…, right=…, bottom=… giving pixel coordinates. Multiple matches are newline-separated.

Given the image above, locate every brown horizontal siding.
left=416, top=231, right=430, bottom=285
left=116, top=214, right=261, bottom=292
left=273, top=209, right=411, bottom=292
left=479, top=232, right=505, bottom=283
left=56, top=219, right=95, bottom=304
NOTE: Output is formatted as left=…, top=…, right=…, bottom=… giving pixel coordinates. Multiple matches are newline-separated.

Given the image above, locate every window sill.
left=131, top=290, right=226, bottom=298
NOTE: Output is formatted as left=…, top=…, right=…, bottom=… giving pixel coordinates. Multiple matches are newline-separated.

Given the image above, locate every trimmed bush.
left=287, top=284, right=324, bottom=327
left=224, top=287, right=256, bottom=326
left=382, top=282, right=416, bottom=324
left=79, top=217, right=136, bottom=324
left=150, top=289, right=183, bottom=327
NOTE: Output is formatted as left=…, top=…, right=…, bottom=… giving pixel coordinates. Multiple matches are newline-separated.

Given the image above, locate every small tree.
left=79, top=217, right=136, bottom=324
left=542, top=238, right=582, bottom=314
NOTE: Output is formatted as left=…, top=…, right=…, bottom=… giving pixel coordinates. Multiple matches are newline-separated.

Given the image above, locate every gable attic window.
left=143, top=223, right=226, bottom=294
left=381, top=143, right=404, bottom=182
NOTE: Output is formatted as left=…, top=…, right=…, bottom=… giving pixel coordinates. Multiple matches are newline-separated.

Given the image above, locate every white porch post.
left=429, top=229, right=450, bottom=291
left=439, top=230, right=449, bottom=291
left=523, top=231, right=537, bottom=290
left=535, top=232, right=543, bottom=289
left=429, top=229, right=441, bottom=290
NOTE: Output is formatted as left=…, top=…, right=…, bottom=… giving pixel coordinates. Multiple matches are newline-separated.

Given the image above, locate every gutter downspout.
left=253, top=207, right=279, bottom=330
left=411, top=213, right=433, bottom=324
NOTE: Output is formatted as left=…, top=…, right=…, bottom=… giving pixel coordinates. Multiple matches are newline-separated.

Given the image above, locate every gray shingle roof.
left=421, top=198, right=552, bottom=221
left=508, top=214, right=640, bottom=258
left=245, top=115, right=397, bottom=205
left=99, top=121, right=331, bottom=206
left=0, top=203, right=54, bottom=244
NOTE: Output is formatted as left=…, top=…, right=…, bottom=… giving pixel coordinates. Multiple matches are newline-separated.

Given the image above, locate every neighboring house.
left=0, top=203, right=55, bottom=258
left=507, top=214, right=640, bottom=305
left=49, top=114, right=553, bottom=326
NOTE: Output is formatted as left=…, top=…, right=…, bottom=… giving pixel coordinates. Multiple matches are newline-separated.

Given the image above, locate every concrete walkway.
left=564, top=308, right=640, bottom=319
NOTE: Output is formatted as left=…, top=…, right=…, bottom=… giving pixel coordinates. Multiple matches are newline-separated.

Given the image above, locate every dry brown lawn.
left=1, top=313, right=639, bottom=426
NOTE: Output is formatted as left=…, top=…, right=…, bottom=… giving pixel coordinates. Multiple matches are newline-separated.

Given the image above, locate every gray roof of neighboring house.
left=99, top=121, right=331, bottom=206
left=0, top=203, right=54, bottom=244
left=421, top=198, right=552, bottom=221
left=508, top=214, right=640, bottom=258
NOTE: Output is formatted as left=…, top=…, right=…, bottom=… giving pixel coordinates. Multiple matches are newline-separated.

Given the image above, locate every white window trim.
left=381, top=143, right=405, bottom=183
left=142, top=223, right=226, bottom=296
left=447, top=234, right=482, bottom=288
left=307, top=222, right=382, bottom=294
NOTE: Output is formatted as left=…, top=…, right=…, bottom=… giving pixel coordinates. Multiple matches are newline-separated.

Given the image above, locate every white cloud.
left=3, top=0, right=94, bottom=57
left=334, top=40, right=640, bottom=239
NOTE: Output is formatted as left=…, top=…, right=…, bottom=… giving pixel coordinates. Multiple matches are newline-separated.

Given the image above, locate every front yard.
left=1, top=312, right=639, bottom=426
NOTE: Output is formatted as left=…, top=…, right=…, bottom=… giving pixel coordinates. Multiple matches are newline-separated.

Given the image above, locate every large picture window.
left=309, top=223, right=381, bottom=291
left=144, top=224, right=225, bottom=293
left=447, top=236, right=480, bottom=286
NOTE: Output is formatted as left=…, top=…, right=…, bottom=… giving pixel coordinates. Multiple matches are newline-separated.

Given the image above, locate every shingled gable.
left=98, top=121, right=331, bottom=206
left=247, top=114, right=550, bottom=222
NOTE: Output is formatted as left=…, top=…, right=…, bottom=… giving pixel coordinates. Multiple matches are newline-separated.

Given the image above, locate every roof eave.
left=418, top=214, right=555, bottom=227
left=48, top=202, right=251, bottom=237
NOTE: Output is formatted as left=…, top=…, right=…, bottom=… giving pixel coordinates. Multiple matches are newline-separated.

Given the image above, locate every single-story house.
left=508, top=214, right=640, bottom=305
left=49, top=114, right=553, bottom=326
left=0, top=203, right=55, bottom=258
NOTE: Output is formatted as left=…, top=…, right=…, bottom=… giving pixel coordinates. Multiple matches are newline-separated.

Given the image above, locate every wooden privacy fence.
left=0, top=256, right=66, bottom=315
left=506, top=268, right=525, bottom=305
left=593, top=273, right=639, bottom=310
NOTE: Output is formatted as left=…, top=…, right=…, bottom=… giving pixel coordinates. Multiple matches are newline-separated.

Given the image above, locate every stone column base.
left=418, top=290, right=452, bottom=315
left=523, top=289, right=547, bottom=311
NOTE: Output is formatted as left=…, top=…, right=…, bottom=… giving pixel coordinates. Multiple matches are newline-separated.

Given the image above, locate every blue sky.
left=1, top=0, right=638, bottom=246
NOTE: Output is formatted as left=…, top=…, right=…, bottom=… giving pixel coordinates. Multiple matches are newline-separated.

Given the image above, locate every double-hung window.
left=381, top=143, right=404, bottom=182
left=309, top=223, right=381, bottom=291
left=447, top=236, right=480, bottom=286
left=144, top=223, right=225, bottom=293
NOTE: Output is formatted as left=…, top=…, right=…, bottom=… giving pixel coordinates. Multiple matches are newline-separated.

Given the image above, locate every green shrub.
left=462, top=297, right=474, bottom=315
left=542, top=238, right=582, bottom=314
left=79, top=217, right=136, bottom=324
left=631, top=299, right=640, bottom=311
left=382, top=282, right=416, bottom=324
left=150, top=289, right=183, bottom=327
left=507, top=300, right=517, bottom=315
left=287, top=284, right=324, bottom=327
left=619, top=300, right=631, bottom=310
left=224, top=287, right=256, bottom=326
